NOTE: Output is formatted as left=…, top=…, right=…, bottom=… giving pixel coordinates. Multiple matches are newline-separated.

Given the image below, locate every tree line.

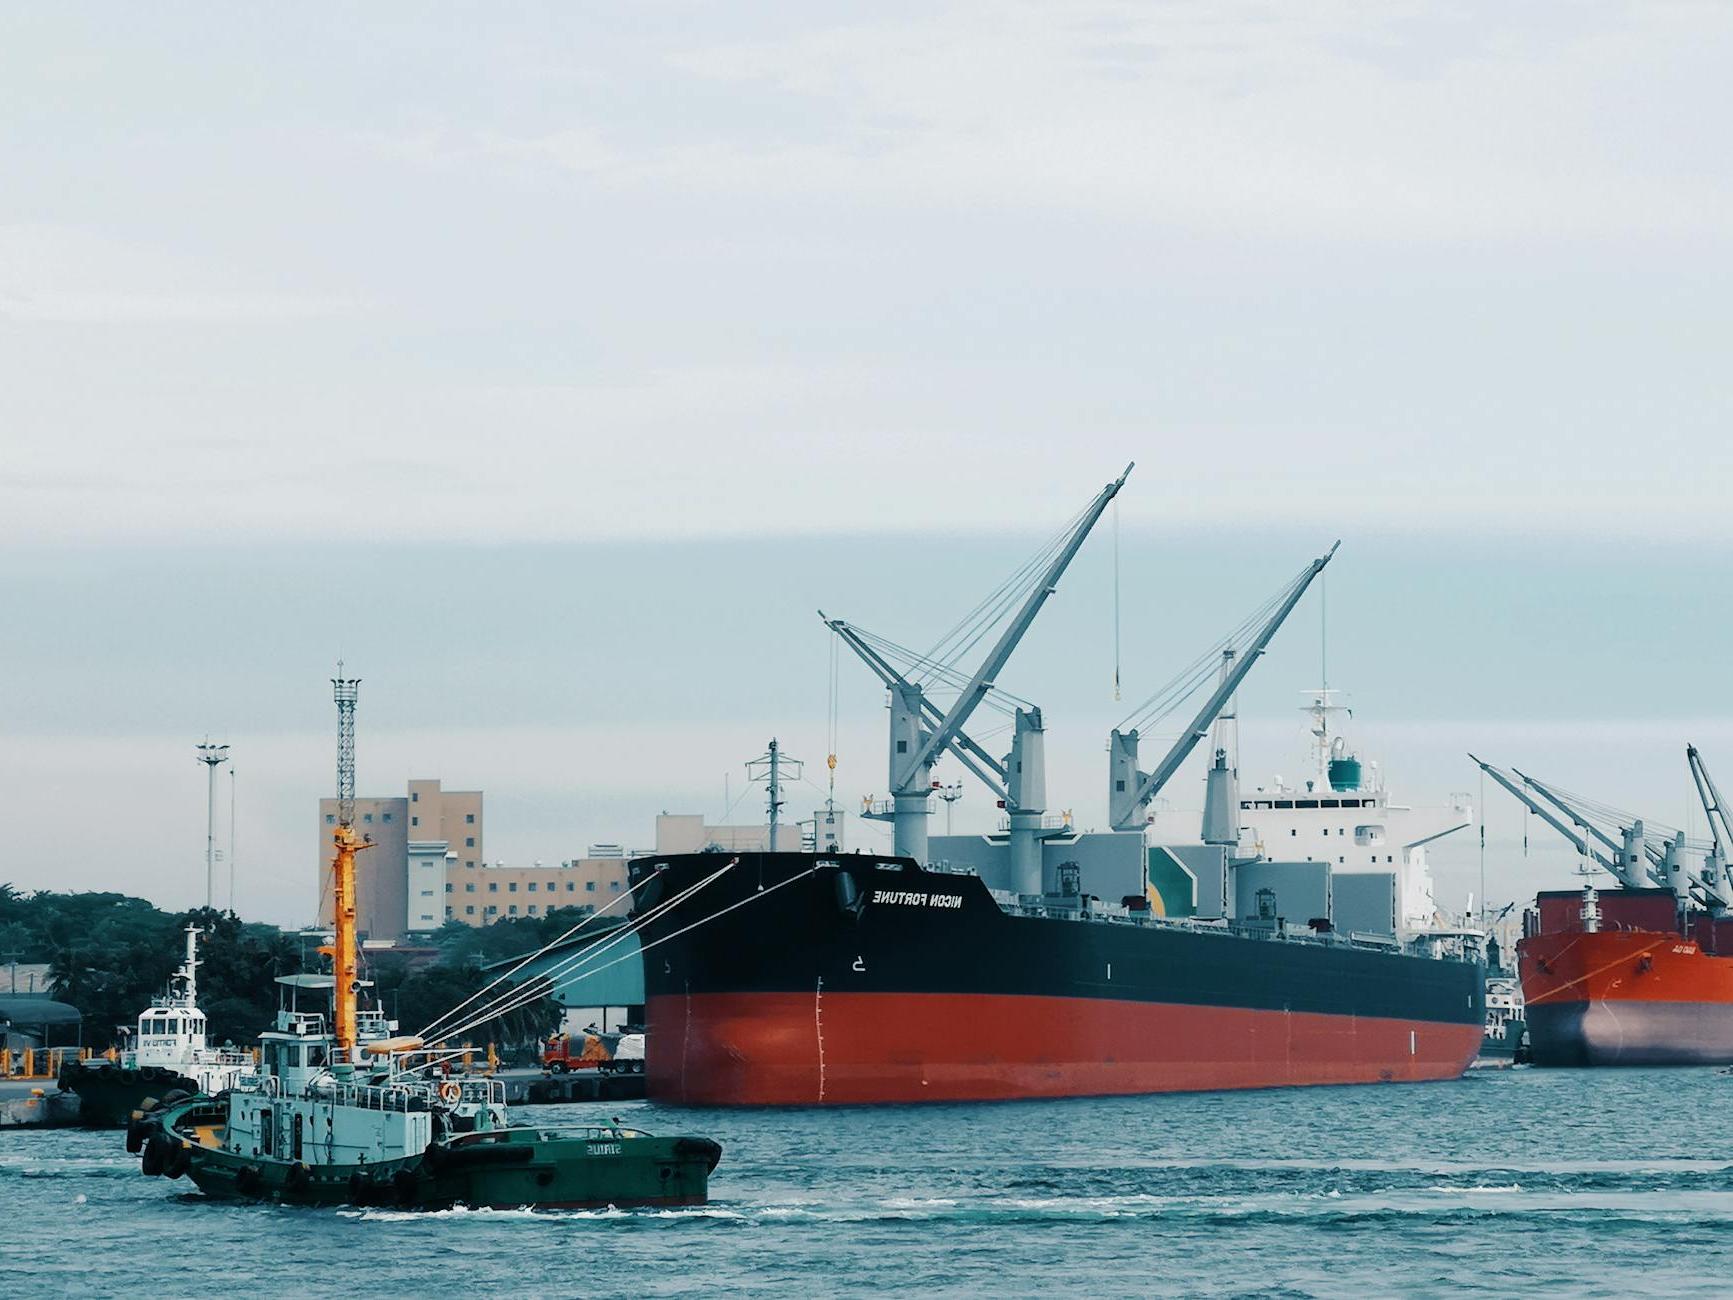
left=0, top=885, right=565, bottom=1053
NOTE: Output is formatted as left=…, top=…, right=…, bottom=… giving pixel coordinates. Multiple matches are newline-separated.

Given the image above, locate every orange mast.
left=329, top=822, right=368, bottom=1054
left=329, top=668, right=371, bottom=1063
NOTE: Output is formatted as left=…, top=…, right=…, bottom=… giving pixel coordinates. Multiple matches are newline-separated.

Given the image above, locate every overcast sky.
left=3, top=4, right=1730, bottom=924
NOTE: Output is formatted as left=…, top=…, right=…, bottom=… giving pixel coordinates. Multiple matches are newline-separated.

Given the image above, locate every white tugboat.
left=131, top=670, right=721, bottom=1208
left=59, top=925, right=252, bottom=1127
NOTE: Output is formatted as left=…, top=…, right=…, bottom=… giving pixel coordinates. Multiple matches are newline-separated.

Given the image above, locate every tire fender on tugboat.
left=140, top=1136, right=168, bottom=1177
left=347, top=1170, right=376, bottom=1206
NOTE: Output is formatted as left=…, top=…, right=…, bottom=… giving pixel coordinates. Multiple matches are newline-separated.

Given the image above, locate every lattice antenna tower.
left=332, top=662, right=361, bottom=827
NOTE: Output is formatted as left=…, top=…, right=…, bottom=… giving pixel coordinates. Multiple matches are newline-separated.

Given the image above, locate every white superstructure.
left=120, top=925, right=252, bottom=1094
left=1153, top=690, right=1473, bottom=932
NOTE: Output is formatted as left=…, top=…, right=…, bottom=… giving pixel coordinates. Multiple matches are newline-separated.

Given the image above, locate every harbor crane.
left=1108, top=543, right=1338, bottom=834
left=826, top=464, right=1133, bottom=893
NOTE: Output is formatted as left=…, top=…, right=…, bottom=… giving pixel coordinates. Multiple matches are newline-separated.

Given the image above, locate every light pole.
left=936, top=781, right=964, bottom=836
left=196, top=741, right=231, bottom=909
left=229, top=766, right=237, bottom=915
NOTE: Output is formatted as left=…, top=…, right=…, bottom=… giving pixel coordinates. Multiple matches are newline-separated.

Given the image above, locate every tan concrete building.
left=317, top=779, right=482, bottom=940
left=444, top=856, right=632, bottom=927
left=440, top=817, right=788, bottom=928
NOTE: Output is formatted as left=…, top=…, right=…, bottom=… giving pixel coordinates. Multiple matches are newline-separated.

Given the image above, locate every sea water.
left=4, top=1067, right=1731, bottom=1297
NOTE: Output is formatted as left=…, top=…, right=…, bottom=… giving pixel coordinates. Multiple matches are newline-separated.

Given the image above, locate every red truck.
left=541, top=1029, right=646, bottom=1075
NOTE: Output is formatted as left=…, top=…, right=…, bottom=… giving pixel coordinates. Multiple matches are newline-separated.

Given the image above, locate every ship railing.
left=456, top=1077, right=505, bottom=1107
left=198, top=1048, right=255, bottom=1068
left=550, top=1125, right=651, bottom=1141
left=319, top=1079, right=430, bottom=1112
left=986, top=896, right=1469, bottom=960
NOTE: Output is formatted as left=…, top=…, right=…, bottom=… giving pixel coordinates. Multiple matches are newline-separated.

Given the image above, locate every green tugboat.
left=131, top=670, right=721, bottom=1209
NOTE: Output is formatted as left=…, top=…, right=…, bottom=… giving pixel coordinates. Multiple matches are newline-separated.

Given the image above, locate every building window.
left=466, top=905, right=475, bottom=915
left=528, top=881, right=538, bottom=892
left=508, top=882, right=517, bottom=893
left=466, top=813, right=475, bottom=824
left=445, top=906, right=453, bottom=917
left=445, top=883, right=453, bottom=893
left=486, top=905, right=496, bottom=915
left=383, top=813, right=393, bottom=823
left=1290, top=829, right=1296, bottom=837
left=528, top=905, right=538, bottom=915
left=566, top=882, right=575, bottom=892
left=411, top=816, right=419, bottom=827
left=466, top=837, right=475, bottom=848
left=488, top=882, right=498, bottom=893
left=325, top=814, right=335, bottom=825
left=412, top=792, right=419, bottom=802
left=1322, top=828, right=1329, bottom=837
left=1338, top=856, right=1344, bottom=864
left=608, top=881, right=621, bottom=892
left=466, top=860, right=475, bottom=868
left=420, top=889, right=433, bottom=897
left=363, top=813, right=373, bottom=823
left=508, top=905, right=518, bottom=915
left=465, top=883, right=475, bottom=893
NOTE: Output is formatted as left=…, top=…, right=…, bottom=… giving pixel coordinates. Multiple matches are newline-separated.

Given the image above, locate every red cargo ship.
left=1519, top=888, right=1733, bottom=1066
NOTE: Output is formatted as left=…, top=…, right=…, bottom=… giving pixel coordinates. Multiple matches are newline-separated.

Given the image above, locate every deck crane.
left=1474, top=756, right=1730, bottom=912
left=1513, top=767, right=1730, bottom=909
left=827, top=464, right=1132, bottom=893
left=1108, top=543, right=1338, bottom=834
left=1469, top=756, right=1634, bottom=884
left=1509, top=769, right=1659, bottom=890
left=1687, top=745, right=1733, bottom=910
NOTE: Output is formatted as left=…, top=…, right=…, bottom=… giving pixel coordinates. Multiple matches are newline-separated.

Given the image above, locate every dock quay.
left=0, top=1079, right=81, bottom=1129
left=495, top=1067, right=646, bottom=1105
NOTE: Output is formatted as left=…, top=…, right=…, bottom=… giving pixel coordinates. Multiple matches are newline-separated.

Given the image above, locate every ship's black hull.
left=629, top=853, right=1484, bottom=1104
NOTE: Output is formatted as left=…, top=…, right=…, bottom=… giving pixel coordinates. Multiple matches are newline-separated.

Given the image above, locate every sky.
left=2, top=4, right=1730, bottom=924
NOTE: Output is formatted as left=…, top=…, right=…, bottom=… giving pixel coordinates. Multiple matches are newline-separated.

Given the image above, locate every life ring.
left=438, top=1081, right=462, bottom=1105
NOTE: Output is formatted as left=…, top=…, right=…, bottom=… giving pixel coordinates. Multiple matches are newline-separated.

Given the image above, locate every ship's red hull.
left=646, top=991, right=1484, bottom=1105
left=1519, top=928, right=1733, bottom=1066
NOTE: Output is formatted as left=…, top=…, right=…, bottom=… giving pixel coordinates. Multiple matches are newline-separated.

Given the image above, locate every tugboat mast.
left=329, top=666, right=369, bottom=1065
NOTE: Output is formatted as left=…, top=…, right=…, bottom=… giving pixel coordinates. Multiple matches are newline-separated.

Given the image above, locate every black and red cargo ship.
left=630, top=851, right=1484, bottom=1105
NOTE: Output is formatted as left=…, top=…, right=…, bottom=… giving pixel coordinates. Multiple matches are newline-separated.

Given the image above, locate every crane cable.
left=431, top=862, right=822, bottom=1046
left=415, top=859, right=736, bottom=1043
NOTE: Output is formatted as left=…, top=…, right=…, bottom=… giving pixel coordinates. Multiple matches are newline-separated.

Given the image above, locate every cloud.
left=0, top=224, right=365, bottom=323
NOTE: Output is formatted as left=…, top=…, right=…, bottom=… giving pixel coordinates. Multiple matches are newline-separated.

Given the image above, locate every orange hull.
left=1519, top=929, right=1733, bottom=1066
